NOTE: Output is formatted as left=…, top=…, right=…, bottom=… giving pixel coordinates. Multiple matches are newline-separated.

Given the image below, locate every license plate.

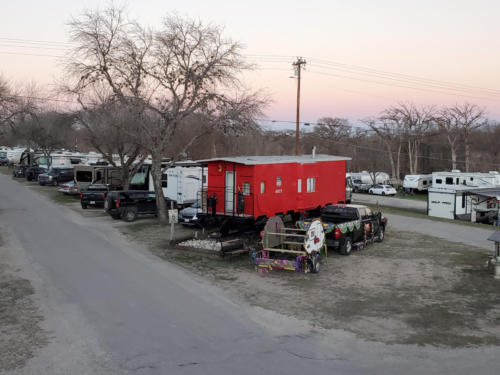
left=90, top=201, right=95, bottom=204
left=184, top=218, right=190, bottom=222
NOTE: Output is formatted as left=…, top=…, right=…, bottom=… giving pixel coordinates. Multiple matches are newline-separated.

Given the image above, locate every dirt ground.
left=0, top=232, right=48, bottom=372
left=120, top=223, right=500, bottom=347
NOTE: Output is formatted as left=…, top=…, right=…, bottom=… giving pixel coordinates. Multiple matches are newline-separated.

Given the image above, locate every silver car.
left=179, top=200, right=202, bottom=226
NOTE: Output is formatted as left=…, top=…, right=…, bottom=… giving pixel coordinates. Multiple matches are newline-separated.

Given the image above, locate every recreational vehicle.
left=6, top=147, right=27, bottom=164
left=74, top=165, right=123, bottom=191
left=350, top=171, right=390, bottom=185
left=162, top=161, right=206, bottom=207
left=428, top=185, right=500, bottom=223
left=432, top=170, right=500, bottom=188
left=403, top=174, right=432, bottom=192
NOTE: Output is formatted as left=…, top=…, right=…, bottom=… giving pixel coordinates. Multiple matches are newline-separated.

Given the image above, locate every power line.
left=307, top=62, right=500, bottom=98
left=1, top=37, right=499, bottom=100
left=307, top=69, right=500, bottom=102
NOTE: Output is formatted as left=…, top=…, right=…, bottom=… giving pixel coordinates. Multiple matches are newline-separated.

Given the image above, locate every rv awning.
left=488, top=231, right=500, bottom=242
left=466, top=188, right=500, bottom=200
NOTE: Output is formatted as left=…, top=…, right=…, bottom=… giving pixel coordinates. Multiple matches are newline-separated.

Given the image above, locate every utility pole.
left=293, top=57, right=306, bottom=155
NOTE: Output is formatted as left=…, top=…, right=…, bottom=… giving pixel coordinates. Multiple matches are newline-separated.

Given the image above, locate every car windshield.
left=191, top=201, right=201, bottom=208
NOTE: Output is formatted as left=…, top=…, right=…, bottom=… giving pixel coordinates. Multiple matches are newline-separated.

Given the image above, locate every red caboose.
left=198, top=154, right=351, bottom=232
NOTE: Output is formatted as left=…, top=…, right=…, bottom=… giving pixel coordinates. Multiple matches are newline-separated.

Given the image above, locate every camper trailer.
left=162, top=161, right=206, bottom=207
left=7, top=147, right=28, bottom=164
left=74, top=165, right=123, bottom=191
left=403, top=174, right=432, bottom=192
left=350, top=171, right=390, bottom=185
left=428, top=185, right=500, bottom=223
left=432, top=170, right=500, bottom=188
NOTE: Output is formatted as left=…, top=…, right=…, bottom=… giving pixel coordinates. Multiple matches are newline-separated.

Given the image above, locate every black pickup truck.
left=104, top=191, right=157, bottom=221
left=298, top=204, right=387, bottom=255
left=80, top=184, right=115, bottom=209
left=38, top=168, right=74, bottom=186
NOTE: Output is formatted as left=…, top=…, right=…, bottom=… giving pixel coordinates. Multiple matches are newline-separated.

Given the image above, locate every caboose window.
left=243, top=182, right=250, bottom=196
left=276, top=177, right=282, bottom=187
left=297, top=178, right=302, bottom=193
left=307, top=177, right=316, bottom=192
left=260, top=181, right=265, bottom=194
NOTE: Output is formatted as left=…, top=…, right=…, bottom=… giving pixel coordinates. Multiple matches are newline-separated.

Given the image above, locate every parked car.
left=352, top=179, right=372, bottom=192
left=58, top=180, right=79, bottom=195
left=0, top=157, right=9, bottom=166
left=368, top=184, right=397, bottom=196
left=179, top=200, right=202, bottom=226
left=12, top=165, right=28, bottom=178
left=25, top=166, right=47, bottom=181
left=298, top=204, right=387, bottom=255
left=104, top=191, right=157, bottom=222
left=38, top=168, right=74, bottom=186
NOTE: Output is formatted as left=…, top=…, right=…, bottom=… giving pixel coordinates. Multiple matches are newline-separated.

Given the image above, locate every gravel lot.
left=121, top=223, right=500, bottom=347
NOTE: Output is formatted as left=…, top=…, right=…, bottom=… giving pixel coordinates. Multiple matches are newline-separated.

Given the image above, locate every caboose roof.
left=198, top=154, right=351, bottom=166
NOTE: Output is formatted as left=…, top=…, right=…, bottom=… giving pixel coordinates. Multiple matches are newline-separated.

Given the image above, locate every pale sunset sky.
left=1, top=0, right=499, bottom=128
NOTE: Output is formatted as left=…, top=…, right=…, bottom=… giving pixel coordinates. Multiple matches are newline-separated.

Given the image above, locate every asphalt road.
left=353, top=193, right=428, bottom=212
left=1, top=174, right=500, bottom=374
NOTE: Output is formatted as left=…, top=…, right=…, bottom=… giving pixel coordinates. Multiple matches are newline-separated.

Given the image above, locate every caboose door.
left=225, top=171, right=235, bottom=213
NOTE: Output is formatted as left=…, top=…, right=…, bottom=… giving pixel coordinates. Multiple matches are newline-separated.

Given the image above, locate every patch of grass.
left=362, top=204, right=493, bottom=229
left=0, top=166, right=13, bottom=176
left=0, top=267, right=49, bottom=371
left=29, top=184, right=79, bottom=205
left=394, top=191, right=428, bottom=201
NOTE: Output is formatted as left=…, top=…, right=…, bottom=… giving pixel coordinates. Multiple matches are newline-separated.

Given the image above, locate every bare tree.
left=381, top=103, right=435, bottom=174
left=364, top=117, right=403, bottom=182
left=64, top=6, right=264, bottom=221
left=18, top=112, right=75, bottom=166
left=436, top=107, right=461, bottom=170
left=78, top=101, right=147, bottom=190
left=446, top=103, right=486, bottom=172
left=0, top=76, right=39, bottom=138
left=314, top=117, right=351, bottom=141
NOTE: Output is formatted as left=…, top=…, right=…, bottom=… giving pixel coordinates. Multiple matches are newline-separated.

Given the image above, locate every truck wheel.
left=382, top=191, right=386, bottom=196
left=53, top=179, right=58, bottom=186
left=340, top=237, right=352, bottom=255
left=122, top=207, right=138, bottom=222
left=81, top=202, right=88, bottom=209
left=375, top=226, right=385, bottom=242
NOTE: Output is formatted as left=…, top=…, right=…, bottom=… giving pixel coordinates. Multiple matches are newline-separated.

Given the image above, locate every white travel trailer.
left=427, top=186, right=472, bottom=220
left=162, top=162, right=206, bottom=207
left=350, top=171, right=390, bottom=185
left=428, top=185, right=500, bottom=223
left=403, top=174, right=432, bottom=192
left=432, top=170, right=500, bottom=188
left=6, top=147, right=26, bottom=164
